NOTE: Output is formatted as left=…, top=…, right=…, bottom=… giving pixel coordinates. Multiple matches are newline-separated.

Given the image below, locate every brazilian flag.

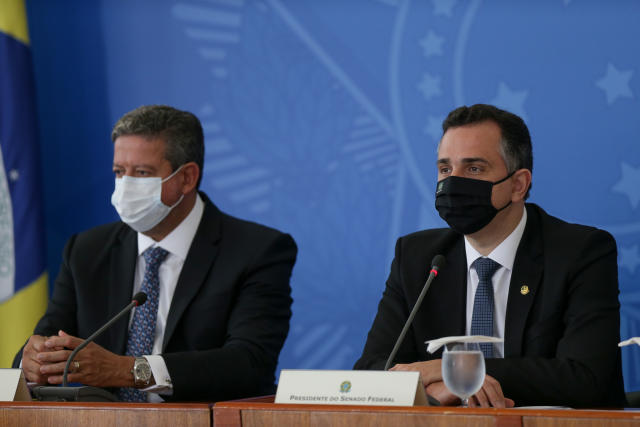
left=0, top=0, right=48, bottom=367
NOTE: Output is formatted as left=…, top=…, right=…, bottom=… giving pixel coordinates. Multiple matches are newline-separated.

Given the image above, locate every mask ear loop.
left=492, top=170, right=516, bottom=212
left=161, top=164, right=185, bottom=183
left=161, top=164, right=186, bottom=209
left=492, top=170, right=516, bottom=186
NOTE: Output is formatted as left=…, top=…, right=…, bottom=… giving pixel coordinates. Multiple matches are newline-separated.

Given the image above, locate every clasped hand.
left=390, top=360, right=514, bottom=407
left=21, top=330, right=134, bottom=388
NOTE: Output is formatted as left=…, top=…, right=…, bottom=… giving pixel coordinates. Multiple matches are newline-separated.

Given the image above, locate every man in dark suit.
left=355, top=104, right=625, bottom=408
left=15, top=105, right=297, bottom=402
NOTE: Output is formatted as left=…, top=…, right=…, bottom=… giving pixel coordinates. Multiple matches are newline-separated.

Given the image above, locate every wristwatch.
left=132, top=357, right=152, bottom=387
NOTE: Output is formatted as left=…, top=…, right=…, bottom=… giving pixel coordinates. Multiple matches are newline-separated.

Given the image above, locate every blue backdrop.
left=25, top=0, right=640, bottom=391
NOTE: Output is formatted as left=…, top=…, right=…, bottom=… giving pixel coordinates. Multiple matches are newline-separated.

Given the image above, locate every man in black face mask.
left=355, top=104, right=625, bottom=408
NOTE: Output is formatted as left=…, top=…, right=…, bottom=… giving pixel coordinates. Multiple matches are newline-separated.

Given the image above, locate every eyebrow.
left=436, top=157, right=490, bottom=166
left=112, top=163, right=158, bottom=170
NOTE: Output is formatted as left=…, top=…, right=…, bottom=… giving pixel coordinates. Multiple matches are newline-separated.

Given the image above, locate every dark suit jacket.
left=14, top=193, right=297, bottom=402
left=354, top=203, right=626, bottom=407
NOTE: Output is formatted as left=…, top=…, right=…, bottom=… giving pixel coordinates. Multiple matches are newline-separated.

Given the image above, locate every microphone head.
left=431, top=254, right=446, bottom=270
left=133, top=292, right=147, bottom=306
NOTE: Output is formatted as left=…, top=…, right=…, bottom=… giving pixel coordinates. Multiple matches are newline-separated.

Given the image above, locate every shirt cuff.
left=141, top=355, right=173, bottom=396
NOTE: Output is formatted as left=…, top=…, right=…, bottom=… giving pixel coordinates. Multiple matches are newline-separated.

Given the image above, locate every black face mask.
left=434, top=173, right=514, bottom=235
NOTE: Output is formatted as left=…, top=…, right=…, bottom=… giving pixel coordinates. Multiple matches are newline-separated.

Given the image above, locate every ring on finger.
left=73, top=361, right=80, bottom=372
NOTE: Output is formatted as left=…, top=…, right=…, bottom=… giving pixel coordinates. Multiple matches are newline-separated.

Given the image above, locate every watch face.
left=135, top=359, right=151, bottom=381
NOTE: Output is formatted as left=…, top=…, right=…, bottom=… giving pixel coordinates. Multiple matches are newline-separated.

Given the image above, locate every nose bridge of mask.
left=437, top=175, right=494, bottom=196
left=117, top=164, right=185, bottom=196
left=115, top=163, right=184, bottom=193
left=114, top=164, right=182, bottom=198
left=115, top=175, right=162, bottom=201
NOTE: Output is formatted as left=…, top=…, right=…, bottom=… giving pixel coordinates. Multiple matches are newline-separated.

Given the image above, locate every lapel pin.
left=520, top=285, right=529, bottom=295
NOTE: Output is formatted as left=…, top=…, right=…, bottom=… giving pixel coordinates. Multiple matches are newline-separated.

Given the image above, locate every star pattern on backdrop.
left=620, top=245, right=640, bottom=275
left=419, top=31, right=444, bottom=58
left=431, top=0, right=457, bottom=17
left=596, top=63, right=634, bottom=105
left=417, top=73, right=442, bottom=100
left=423, top=115, right=444, bottom=142
left=490, top=82, right=528, bottom=121
left=612, top=162, right=640, bottom=209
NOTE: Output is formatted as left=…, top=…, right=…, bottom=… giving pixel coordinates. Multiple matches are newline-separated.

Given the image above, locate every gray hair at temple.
left=111, top=105, right=205, bottom=188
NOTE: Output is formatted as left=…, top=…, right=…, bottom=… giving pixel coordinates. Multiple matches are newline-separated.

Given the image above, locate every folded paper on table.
left=0, top=369, right=31, bottom=401
left=619, top=337, right=640, bottom=347
left=425, top=335, right=504, bottom=354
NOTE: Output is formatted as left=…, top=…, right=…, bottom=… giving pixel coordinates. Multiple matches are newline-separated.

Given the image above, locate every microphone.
left=32, top=292, right=147, bottom=402
left=384, top=255, right=446, bottom=371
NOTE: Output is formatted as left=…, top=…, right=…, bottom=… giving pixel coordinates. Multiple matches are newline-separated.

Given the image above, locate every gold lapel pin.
left=520, top=285, right=530, bottom=295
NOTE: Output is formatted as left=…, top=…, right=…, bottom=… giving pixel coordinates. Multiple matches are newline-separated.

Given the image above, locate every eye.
left=136, top=169, right=152, bottom=177
left=468, top=165, right=483, bottom=174
left=438, top=166, right=451, bottom=175
left=113, top=168, right=124, bottom=177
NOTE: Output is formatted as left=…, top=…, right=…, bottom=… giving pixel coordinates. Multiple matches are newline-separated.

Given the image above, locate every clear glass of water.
left=441, top=342, right=485, bottom=407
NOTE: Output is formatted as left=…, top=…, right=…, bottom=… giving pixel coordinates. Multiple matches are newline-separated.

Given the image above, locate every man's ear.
left=180, top=162, right=200, bottom=193
left=511, top=169, right=531, bottom=202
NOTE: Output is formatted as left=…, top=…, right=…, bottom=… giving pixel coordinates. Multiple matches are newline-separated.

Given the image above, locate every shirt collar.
left=464, top=207, right=528, bottom=271
left=137, top=194, right=205, bottom=260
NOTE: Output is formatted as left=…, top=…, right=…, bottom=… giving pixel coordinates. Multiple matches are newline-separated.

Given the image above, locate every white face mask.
left=111, top=165, right=185, bottom=232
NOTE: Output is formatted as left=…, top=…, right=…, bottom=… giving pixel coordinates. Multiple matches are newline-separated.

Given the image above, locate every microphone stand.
left=384, top=268, right=439, bottom=371
left=32, top=294, right=146, bottom=402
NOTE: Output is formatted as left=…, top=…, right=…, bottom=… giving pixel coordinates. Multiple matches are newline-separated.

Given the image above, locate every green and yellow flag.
left=0, top=0, right=48, bottom=368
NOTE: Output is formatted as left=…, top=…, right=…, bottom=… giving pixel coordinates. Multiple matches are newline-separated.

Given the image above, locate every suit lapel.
left=504, top=205, right=544, bottom=357
left=107, top=226, right=137, bottom=354
left=162, top=197, right=222, bottom=350
left=436, top=238, right=468, bottom=338
left=415, top=233, right=467, bottom=356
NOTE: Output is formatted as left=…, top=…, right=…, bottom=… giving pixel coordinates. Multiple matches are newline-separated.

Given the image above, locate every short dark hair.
left=442, top=104, right=533, bottom=199
left=111, top=105, right=205, bottom=188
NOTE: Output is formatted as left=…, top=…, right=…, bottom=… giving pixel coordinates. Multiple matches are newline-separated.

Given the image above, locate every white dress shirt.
left=464, top=208, right=527, bottom=358
left=132, top=194, right=204, bottom=401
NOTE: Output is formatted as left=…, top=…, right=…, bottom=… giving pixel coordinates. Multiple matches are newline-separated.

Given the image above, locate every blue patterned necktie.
left=119, top=246, right=169, bottom=402
left=471, top=257, right=501, bottom=358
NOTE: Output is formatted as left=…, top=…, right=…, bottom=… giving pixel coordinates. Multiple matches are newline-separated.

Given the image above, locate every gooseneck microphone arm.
left=384, top=255, right=446, bottom=371
left=62, top=292, right=147, bottom=387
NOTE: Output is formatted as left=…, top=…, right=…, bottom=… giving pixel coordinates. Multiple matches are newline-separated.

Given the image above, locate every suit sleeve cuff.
left=141, top=355, right=173, bottom=395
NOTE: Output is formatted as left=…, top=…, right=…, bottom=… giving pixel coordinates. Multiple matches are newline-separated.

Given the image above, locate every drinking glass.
left=441, top=342, right=485, bottom=407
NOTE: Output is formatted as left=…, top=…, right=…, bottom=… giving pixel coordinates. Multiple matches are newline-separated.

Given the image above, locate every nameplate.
left=0, top=369, right=31, bottom=401
left=275, top=370, right=428, bottom=406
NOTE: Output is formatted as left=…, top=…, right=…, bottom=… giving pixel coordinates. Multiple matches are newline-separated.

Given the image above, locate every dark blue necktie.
left=471, top=257, right=501, bottom=358
left=119, top=246, right=169, bottom=402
